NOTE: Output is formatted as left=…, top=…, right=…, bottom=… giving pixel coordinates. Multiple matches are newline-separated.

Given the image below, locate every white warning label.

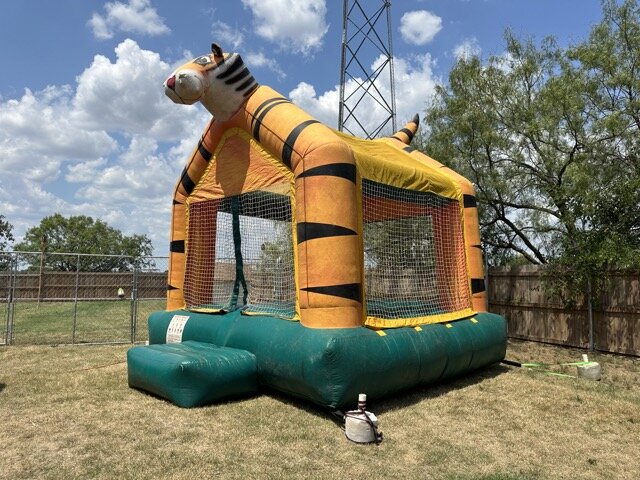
left=166, top=315, right=190, bottom=343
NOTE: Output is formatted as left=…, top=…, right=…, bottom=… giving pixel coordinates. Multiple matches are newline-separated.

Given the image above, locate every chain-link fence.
left=0, top=252, right=168, bottom=346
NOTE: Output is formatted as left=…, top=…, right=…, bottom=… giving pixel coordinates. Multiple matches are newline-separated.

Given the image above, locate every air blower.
left=344, top=394, right=383, bottom=444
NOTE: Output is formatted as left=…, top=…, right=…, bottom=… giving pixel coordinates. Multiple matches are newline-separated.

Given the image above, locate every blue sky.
left=0, top=0, right=605, bottom=255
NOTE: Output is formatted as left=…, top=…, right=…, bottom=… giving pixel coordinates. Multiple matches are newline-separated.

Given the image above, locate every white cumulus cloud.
left=454, top=38, right=481, bottom=60
left=289, top=54, right=439, bottom=137
left=89, top=0, right=170, bottom=40
left=289, top=82, right=339, bottom=128
left=212, top=20, right=245, bottom=51
left=74, top=137, right=172, bottom=206
left=0, top=86, right=117, bottom=182
left=246, top=51, right=287, bottom=80
left=72, top=39, right=200, bottom=141
left=400, top=10, right=442, bottom=46
left=0, top=39, right=210, bottom=253
left=241, top=0, right=328, bottom=55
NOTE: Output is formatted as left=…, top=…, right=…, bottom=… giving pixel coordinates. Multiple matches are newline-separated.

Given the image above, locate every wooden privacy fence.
left=488, top=265, right=640, bottom=356
left=0, top=271, right=168, bottom=300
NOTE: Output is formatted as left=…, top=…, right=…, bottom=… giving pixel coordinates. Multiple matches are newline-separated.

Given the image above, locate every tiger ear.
left=211, top=43, right=223, bottom=58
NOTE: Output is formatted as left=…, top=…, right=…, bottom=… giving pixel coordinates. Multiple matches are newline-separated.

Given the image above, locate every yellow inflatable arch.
left=164, top=44, right=487, bottom=330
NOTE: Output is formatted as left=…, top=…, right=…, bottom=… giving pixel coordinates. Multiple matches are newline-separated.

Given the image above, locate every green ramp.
left=128, top=341, right=258, bottom=408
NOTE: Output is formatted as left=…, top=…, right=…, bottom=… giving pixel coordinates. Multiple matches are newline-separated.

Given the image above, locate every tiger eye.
left=193, top=55, right=212, bottom=66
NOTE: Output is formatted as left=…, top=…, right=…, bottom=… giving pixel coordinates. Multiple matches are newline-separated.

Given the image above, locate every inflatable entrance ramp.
left=128, top=341, right=258, bottom=408
left=127, top=43, right=507, bottom=410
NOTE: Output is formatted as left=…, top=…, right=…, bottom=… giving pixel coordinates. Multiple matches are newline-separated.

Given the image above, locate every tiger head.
left=164, top=43, right=258, bottom=121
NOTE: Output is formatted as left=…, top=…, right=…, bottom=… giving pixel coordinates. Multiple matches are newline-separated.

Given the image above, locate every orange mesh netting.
left=362, top=180, right=471, bottom=322
left=184, top=190, right=296, bottom=318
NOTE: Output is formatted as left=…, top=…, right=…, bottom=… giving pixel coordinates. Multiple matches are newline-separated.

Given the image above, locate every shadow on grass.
left=261, top=389, right=346, bottom=427
left=0, top=382, right=5, bottom=394
left=261, top=362, right=511, bottom=424
left=375, top=363, right=511, bottom=414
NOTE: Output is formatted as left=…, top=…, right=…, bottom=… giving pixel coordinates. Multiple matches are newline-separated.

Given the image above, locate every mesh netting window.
left=184, top=190, right=296, bottom=318
left=363, top=180, right=471, bottom=320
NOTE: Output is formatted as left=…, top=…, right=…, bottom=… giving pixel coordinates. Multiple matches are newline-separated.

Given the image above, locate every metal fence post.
left=483, top=244, right=489, bottom=311
left=7, top=253, right=17, bottom=345
left=130, top=265, right=139, bottom=343
left=3, top=253, right=13, bottom=345
left=72, top=254, right=80, bottom=345
left=587, top=276, right=594, bottom=352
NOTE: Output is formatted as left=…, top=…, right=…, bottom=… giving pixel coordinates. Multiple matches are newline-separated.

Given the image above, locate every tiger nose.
left=166, top=75, right=176, bottom=90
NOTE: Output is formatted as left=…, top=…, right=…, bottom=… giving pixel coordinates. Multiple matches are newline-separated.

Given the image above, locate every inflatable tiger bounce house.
left=127, top=44, right=507, bottom=410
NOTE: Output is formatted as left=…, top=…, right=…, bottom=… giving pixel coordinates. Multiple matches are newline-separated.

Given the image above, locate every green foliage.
left=425, top=32, right=587, bottom=265
left=0, top=215, right=13, bottom=251
left=364, top=217, right=436, bottom=271
left=423, top=0, right=640, bottom=297
left=256, top=222, right=293, bottom=274
left=0, top=215, right=15, bottom=270
left=0, top=214, right=14, bottom=251
left=14, top=213, right=154, bottom=272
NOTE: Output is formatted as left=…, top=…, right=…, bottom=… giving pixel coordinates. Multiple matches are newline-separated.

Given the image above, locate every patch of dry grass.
left=0, top=340, right=638, bottom=479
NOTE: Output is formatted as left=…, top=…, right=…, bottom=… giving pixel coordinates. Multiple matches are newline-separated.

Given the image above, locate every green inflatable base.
left=128, top=341, right=258, bottom=407
left=132, top=310, right=507, bottom=410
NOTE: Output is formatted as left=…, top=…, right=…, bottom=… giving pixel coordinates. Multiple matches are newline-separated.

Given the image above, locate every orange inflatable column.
left=241, top=87, right=362, bottom=328
left=294, top=140, right=362, bottom=328
left=167, top=120, right=225, bottom=310
left=460, top=187, right=487, bottom=312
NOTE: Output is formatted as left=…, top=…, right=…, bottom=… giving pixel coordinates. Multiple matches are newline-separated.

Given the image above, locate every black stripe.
left=197, top=141, right=212, bottom=162
left=297, top=222, right=357, bottom=243
left=251, top=99, right=290, bottom=141
left=472, top=244, right=483, bottom=250
left=400, top=127, right=414, bottom=141
left=282, top=120, right=320, bottom=169
left=172, top=199, right=184, bottom=205
left=243, top=83, right=259, bottom=97
left=297, top=163, right=356, bottom=183
left=216, top=55, right=244, bottom=79
left=235, top=76, right=256, bottom=92
left=253, top=96, right=288, bottom=121
left=180, top=168, right=195, bottom=195
left=225, top=67, right=250, bottom=85
left=302, top=283, right=361, bottom=302
left=471, top=278, right=486, bottom=294
left=390, top=135, right=403, bottom=142
left=170, top=240, right=185, bottom=253
left=167, top=284, right=178, bottom=291
left=463, top=194, right=477, bottom=208
left=403, top=146, right=415, bottom=153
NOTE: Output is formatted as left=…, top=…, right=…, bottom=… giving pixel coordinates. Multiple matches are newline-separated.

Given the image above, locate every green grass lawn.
left=5, top=299, right=165, bottom=345
left=0, top=340, right=638, bottom=479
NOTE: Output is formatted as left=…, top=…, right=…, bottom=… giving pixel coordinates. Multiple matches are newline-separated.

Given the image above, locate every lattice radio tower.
left=338, top=0, right=397, bottom=139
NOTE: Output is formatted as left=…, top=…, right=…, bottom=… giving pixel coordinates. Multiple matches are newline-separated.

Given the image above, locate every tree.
left=425, top=33, right=587, bottom=265
left=14, top=214, right=154, bottom=272
left=0, top=215, right=15, bottom=270
left=254, top=222, right=295, bottom=307
left=559, top=0, right=640, bottom=286
left=423, top=0, right=640, bottom=284
left=0, top=215, right=14, bottom=251
left=364, top=217, right=436, bottom=273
